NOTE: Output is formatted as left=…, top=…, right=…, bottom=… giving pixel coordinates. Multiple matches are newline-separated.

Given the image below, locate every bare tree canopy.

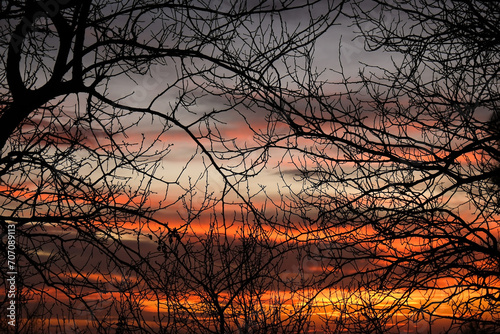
left=0, top=0, right=499, bottom=333
left=261, top=0, right=500, bottom=332
left=0, top=0, right=344, bottom=332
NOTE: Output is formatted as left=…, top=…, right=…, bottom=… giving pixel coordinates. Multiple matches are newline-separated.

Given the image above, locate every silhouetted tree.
left=5, top=1, right=499, bottom=333
left=0, top=0, right=344, bottom=333
left=263, top=0, right=500, bottom=332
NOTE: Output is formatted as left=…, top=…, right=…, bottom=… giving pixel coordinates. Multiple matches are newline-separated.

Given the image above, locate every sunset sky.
left=1, top=1, right=499, bottom=333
